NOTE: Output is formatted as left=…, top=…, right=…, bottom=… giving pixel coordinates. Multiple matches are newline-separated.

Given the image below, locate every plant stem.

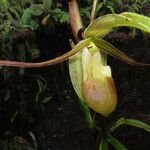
left=77, top=100, right=95, bottom=128
left=90, top=0, right=98, bottom=23
left=69, top=0, right=84, bottom=41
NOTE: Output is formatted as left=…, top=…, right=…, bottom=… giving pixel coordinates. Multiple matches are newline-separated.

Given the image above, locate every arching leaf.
left=28, top=4, right=44, bottom=16
left=43, top=0, right=52, bottom=13
left=121, top=12, right=150, bottom=28
left=110, top=118, right=150, bottom=133
left=99, top=138, right=109, bottom=150
left=84, top=12, right=150, bottom=38
left=107, top=135, right=128, bottom=150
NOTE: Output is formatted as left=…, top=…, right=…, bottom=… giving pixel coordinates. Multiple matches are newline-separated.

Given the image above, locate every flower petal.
left=69, top=38, right=92, bottom=100
left=92, top=38, right=150, bottom=66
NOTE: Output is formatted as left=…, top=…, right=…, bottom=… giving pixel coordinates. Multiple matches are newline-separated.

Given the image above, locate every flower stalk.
left=90, top=0, right=98, bottom=23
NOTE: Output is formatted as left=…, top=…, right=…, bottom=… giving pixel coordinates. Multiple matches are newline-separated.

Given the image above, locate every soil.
left=0, top=24, right=150, bottom=150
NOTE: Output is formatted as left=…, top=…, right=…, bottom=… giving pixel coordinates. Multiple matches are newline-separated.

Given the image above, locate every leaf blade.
left=125, top=119, right=150, bottom=132
left=107, top=135, right=128, bottom=150
left=84, top=12, right=150, bottom=38
left=99, top=138, right=109, bottom=150
left=110, top=118, right=150, bottom=133
left=29, top=4, right=44, bottom=16
left=43, top=0, right=52, bottom=13
left=110, top=118, right=126, bottom=132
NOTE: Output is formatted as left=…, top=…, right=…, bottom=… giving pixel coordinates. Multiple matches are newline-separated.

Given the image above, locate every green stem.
left=78, top=100, right=95, bottom=128
left=90, top=0, right=98, bottom=23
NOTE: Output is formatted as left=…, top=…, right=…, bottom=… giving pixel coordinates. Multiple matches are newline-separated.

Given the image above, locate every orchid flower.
left=0, top=12, right=150, bottom=116
left=69, top=12, right=150, bottom=116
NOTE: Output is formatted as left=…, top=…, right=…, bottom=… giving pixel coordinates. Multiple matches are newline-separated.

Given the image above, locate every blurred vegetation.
left=80, top=0, right=150, bottom=17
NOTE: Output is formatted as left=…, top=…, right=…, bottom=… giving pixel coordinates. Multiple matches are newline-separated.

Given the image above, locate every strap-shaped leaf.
left=99, top=138, right=109, bottom=150
left=121, top=12, right=150, bottom=28
left=110, top=118, right=150, bottom=133
left=92, top=37, right=150, bottom=66
left=84, top=12, right=150, bottom=38
left=110, top=118, right=126, bottom=132
left=107, top=135, right=128, bottom=150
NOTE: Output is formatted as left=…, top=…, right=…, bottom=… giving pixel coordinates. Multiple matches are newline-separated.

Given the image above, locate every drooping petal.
left=92, top=37, right=150, bottom=66
left=0, top=38, right=91, bottom=68
left=92, top=51, right=111, bottom=79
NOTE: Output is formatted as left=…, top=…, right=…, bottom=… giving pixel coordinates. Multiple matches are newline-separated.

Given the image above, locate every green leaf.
left=110, top=118, right=150, bottom=133
left=121, top=12, right=150, bottom=28
left=29, top=4, right=44, bottom=16
left=92, top=37, right=150, bottom=66
left=84, top=12, right=150, bottom=38
left=21, top=9, right=32, bottom=25
left=80, top=7, right=91, bottom=19
left=59, top=11, right=69, bottom=23
left=99, top=138, right=109, bottom=150
left=36, top=76, right=47, bottom=93
left=29, top=19, right=39, bottom=30
left=125, top=119, right=150, bottom=132
left=106, top=5, right=115, bottom=13
left=42, top=96, right=53, bottom=103
left=0, top=0, right=8, bottom=12
left=77, top=98, right=95, bottom=128
left=96, top=2, right=103, bottom=12
left=110, top=118, right=126, bottom=132
left=52, top=8, right=69, bottom=23
left=28, top=131, right=38, bottom=150
left=107, top=135, right=128, bottom=150
left=20, top=4, right=42, bottom=30
left=43, top=0, right=52, bottom=13
left=8, top=7, right=20, bottom=20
